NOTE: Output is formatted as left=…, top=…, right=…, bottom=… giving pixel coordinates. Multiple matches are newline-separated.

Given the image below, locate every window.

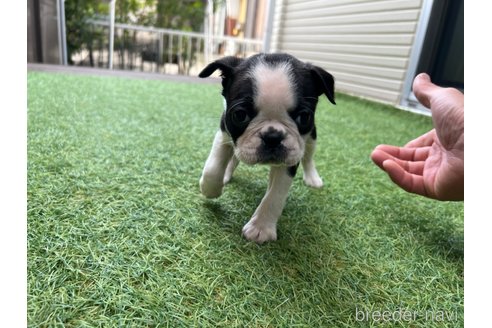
left=400, top=0, right=464, bottom=113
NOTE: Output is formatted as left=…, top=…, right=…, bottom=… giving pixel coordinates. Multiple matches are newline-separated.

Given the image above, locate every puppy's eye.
left=231, top=108, right=251, bottom=126
left=295, top=110, right=312, bottom=127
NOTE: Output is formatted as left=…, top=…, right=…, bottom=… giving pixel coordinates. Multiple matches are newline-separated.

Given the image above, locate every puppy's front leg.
left=200, top=130, right=234, bottom=198
left=242, top=165, right=297, bottom=243
left=302, top=135, right=323, bottom=188
left=223, top=155, right=239, bottom=185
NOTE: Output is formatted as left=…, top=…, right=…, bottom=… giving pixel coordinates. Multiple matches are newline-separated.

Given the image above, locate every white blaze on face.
left=234, top=60, right=304, bottom=166
left=251, top=61, right=295, bottom=115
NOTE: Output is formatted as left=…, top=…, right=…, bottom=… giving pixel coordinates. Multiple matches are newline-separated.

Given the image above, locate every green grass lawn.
left=27, top=71, right=463, bottom=327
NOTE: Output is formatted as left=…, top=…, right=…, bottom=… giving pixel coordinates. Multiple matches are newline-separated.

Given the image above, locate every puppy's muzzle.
left=260, top=128, right=285, bottom=149
left=257, top=128, right=288, bottom=164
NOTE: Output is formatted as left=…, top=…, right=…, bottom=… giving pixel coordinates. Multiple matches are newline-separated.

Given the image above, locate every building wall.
left=27, top=0, right=61, bottom=64
left=271, top=0, right=423, bottom=105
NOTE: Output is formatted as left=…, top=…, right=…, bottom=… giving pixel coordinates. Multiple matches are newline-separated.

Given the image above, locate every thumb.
left=412, top=73, right=441, bottom=109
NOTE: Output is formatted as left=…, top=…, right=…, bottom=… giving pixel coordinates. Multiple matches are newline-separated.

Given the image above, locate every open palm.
left=371, top=73, right=464, bottom=201
left=372, top=129, right=463, bottom=200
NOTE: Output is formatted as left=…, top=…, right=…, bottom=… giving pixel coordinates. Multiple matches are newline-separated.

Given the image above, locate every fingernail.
left=416, top=73, right=431, bottom=82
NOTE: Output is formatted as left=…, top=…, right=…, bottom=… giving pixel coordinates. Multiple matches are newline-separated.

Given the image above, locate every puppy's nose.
left=260, top=129, right=285, bottom=148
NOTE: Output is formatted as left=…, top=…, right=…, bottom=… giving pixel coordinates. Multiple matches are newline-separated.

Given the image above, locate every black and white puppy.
left=198, top=53, right=335, bottom=243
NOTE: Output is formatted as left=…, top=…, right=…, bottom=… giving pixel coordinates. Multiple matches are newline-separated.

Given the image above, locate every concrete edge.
left=27, top=63, right=221, bottom=84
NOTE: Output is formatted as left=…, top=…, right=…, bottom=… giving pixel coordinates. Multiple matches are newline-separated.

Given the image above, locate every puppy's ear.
left=310, top=65, right=336, bottom=105
left=198, top=56, right=244, bottom=78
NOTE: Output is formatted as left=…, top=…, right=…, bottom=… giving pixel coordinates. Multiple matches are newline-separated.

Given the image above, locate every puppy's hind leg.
left=302, top=133, right=323, bottom=188
left=223, top=155, right=239, bottom=185
left=200, top=130, right=234, bottom=198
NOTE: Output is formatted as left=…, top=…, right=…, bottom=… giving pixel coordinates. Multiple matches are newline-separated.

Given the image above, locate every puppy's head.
left=199, top=53, right=335, bottom=166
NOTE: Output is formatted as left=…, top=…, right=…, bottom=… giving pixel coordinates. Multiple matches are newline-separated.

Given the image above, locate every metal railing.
left=71, top=20, right=264, bottom=75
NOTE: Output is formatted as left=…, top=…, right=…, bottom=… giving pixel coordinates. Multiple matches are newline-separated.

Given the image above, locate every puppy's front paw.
left=223, top=171, right=233, bottom=185
left=199, top=174, right=224, bottom=198
left=242, top=219, right=277, bottom=244
left=303, top=172, right=323, bottom=188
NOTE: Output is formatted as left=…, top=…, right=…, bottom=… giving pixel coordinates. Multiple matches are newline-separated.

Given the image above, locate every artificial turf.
left=27, top=71, right=463, bottom=327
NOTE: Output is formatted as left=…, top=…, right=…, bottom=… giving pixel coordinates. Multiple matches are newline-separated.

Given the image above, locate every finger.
left=372, top=148, right=425, bottom=175
left=371, top=148, right=391, bottom=169
left=412, top=73, right=442, bottom=109
left=389, top=157, right=425, bottom=175
left=373, top=144, right=430, bottom=162
left=404, top=129, right=436, bottom=148
left=382, top=159, right=429, bottom=197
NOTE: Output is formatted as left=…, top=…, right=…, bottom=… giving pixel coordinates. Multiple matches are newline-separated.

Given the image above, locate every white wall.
left=271, top=0, right=423, bottom=105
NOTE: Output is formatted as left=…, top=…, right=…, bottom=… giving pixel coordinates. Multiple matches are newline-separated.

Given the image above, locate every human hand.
left=371, top=73, right=464, bottom=201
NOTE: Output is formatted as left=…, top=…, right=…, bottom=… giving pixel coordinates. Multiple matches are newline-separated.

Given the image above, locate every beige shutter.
left=271, top=0, right=423, bottom=105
